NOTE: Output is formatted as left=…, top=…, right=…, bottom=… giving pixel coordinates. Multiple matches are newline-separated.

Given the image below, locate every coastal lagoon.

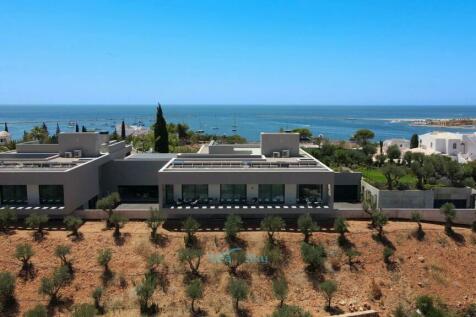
left=1, top=105, right=476, bottom=141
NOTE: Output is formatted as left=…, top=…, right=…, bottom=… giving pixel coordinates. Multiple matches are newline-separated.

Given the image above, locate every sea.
left=1, top=105, right=476, bottom=142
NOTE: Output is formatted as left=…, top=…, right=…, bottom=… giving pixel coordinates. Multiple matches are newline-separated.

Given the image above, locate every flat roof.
left=126, top=153, right=177, bottom=160
left=0, top=151, right=97, bottom=171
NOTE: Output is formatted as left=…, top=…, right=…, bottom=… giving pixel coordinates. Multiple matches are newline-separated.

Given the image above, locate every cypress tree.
left=154, top=103, right=169, bottom=153
left=56, top=123, right=60, bottom=135
left=82, top=125, right=87, bottom=132
left=111, top=128, right=119, bottom=140
left=42, top=122, right=48, bottom=134
left=4, top=122, right=8, bottom=132
left=121, top=120, right=126, bottom=139
left=410, top=134, right=419, bottom=148
left=75, top=123, right=79, bottom=133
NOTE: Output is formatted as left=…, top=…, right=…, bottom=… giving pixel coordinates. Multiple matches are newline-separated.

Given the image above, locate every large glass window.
left=220, top=184, right=246, bottom=201
left=118, top=186, right=158, bottom=203
left=298, top=184, right=323, bottom=202
left=259, top=184, right=284, bottom=203
left=165, top=185, right=174, bottom=204
left=39, top=185, right=64, bottom=205
left=0, top=185, right=27, bottom=205
left=182, top=185, right=208, bottom=201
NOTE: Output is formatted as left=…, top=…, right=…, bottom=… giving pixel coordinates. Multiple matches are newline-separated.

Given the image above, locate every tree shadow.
left=113, top=232, right=130, bottom=246
left=0, top=228, right=16, bottom=236
left=67, top=232, right=84, bottom=242
left=235, top=270, right=252, bottom=282
left=182, top=271, right=208, bottom=285
left=1, top=299, right=19, bottom=317
left=151, top=233, right=169, bottom=247
left=190, top=307, right=209, bottom=317
left=385, top=260, right=398, bottom=272
left=326, top=306, right=345, bottom=315
left=226, top=236, right=248, bottom=250
left=372, top=234, right=395, bottom=250
left=101, top=269, right=115, bottom=286
left=33, top=231, right=47, bottom=242
left=140, top=303, right=159, bottom=316
left=337, top=235, right=355, bottom=250
left=304, top=269, right=325, bottom=291
left=234, top=307, right=251, bottom=317
left=411, top=229, right=426, bottom=241
left=47, top=297, right=74, bottom=315
left=446, top=229, right=465, bottom=245
left=18, top=263, right=36, bottom=281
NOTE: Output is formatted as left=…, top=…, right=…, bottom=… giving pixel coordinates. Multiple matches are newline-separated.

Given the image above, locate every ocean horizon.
left=2, top=105, right=476, bottom=142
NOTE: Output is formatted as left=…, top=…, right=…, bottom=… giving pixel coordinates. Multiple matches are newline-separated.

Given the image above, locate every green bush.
left=72, top=303, right=97, bottom=317
left=270, top=305, right=312, bottom=317
left=24, top=304, right=48, bottom=317
left=0, top=271, right=15, bottom=307
left=0, top=208, right=17, bottom=231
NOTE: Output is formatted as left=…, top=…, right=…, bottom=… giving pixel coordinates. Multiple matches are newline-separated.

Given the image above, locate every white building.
left=0, top=131, right=11, bottom=146
left=383, top=139, right=410, bottom=152
left=419, top=131, right=476, bottom=163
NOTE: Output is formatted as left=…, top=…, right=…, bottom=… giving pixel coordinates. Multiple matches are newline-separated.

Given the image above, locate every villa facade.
left=0, top=132, right=362, bottom=217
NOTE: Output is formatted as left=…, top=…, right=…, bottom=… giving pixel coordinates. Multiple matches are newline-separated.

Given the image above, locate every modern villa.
left=0, top=132, right=362, bottom=218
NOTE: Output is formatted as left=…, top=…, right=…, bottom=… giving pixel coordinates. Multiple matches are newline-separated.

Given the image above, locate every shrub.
left=270, top=305, right=312, bottom=317
left=224, top=214, right=244, bottom=241
left=372, top=210, right=388, bottom=238
left=383, top=246, right=394, bottom=264
left=262, top=240, right=284, bottom=271
left=182, top=216, right=200, bottom=246
left=108, top=213, right=128, bottom=237
left=72, top=303, right=97, bottom=317
left=179, top=247, right=203, bottom=275
left=0, top=208, right=17, bottom=231
left=24, top=304, right=48, bottom=317
left=91, top=287, right=103, bottom=312
left=63, top=215, right=83, bottom=238
left=272, top=276, right=288, bottom=307
left=320, top=280, right=337, bottom=309
left=297, top=213, right=319, bottom=243
left=146, top=208, right=166, bottom=240
left=333, top=216, right=348, bottom=238
left=97, top=248, right=112, bottom=272
left=186, top=278, right=203, bottom=313
left=300, top=242, right=326, bottom=272
left=25, top=213, right=49, bottom=236
left=55, top=245, right=72, bottom=268
left=15, top=243, right=34, bottom=272
left=0, top=272, right=15, bottom=307
left=38, top=265, right=71, bottom=303
left=260, top=215, right=285, bottom=243
left=440, top=203, right=456, bottom=233
left=146, top=252, right=164, bottom=274
left=228, top=278, right=248, bottom=310
left=223, top=248, right=247, bottom=275
left=135, top=274, right=157, bottom=313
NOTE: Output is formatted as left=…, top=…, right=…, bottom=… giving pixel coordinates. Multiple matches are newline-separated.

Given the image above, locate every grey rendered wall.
left=334, top=171, right=362, bottom=185
left=100, top=159, right=169, bottom=194
left=58, top=133, right=102, bottom=157
left=361, top=181, right=433, bottom=208
left=16, top=143, right=60, bottom=153
left=261, top=133, right=300, bottom=156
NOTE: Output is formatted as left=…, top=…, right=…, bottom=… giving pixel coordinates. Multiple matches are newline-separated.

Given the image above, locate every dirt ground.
left=0, top=220, right=475, bottom=317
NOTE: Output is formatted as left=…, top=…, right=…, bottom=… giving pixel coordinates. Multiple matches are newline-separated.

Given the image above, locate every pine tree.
left=154, top=103, right=169, bottom=153
left=121, top=120, right=126, bottom=139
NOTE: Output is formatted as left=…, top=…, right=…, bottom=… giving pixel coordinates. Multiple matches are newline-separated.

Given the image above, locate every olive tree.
left=224, top=214, right=244, bottom=241
left=272, top=276, right=288, bottom=307
left=146, top=208, right=166, bottom=241
left=25, top=213, right=49, bottom=237
left=38, top=265, right=71, bottom=303
left=320, top=280, right=337, bottom=310
left=440, top=202, right=456, bottom=234
left=72, top=303, right=97, bottom=317
left=297, top=213, right=319, bottom=243
left=135, top=274, right=157, bottom=313
left=223, top=248, right=247, bottom=275
left=24, top=305, right=48, bottom=317
left=96, top=192, right=120, bottom=227
left=108, top=213, right=128, bottom=237
left=91, top=287, right=103, bottom=313
left=372, top=210, right=388, bottom=239
left=0, top=271, right=15, bottom=308
left=260, top=215, right=285, bottom=243
left=182, top=216, right=200, bottom=246
left=228, top=278, right=248, bottom=311
left=270, top=305, right=312, bottom=317
left=15, top=243, right=34, bottom=275
left=383, top=246, right=394, bottom=264
left=0, top=208, right=17, bottom=231
left=386, top=144, right=401, bottom=163
left=300, top=242, right=326, bottom=272
left=381, top=164, right=405, bottom=190
left=179, top=247, right=203, bottom=276
left=97, top=248, right=112, bottom=273
left=63, top=215, right=83, bottom=238
left=186, top=278, right=203, bottom=313
left=55, top=245, right=72, bottom=271
left=146, top=252, right=164, bottom=274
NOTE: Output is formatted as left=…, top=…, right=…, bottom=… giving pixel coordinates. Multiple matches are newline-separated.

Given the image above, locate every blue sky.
left=0, top=0, right=475, bottom=105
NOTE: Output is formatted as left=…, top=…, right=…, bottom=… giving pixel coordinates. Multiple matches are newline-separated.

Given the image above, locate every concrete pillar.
left=247, top=184, right=258, bottom=200
left=284, top=184, right=297, bottom=204
left=173, top=184, right=182, bottom=201
left=27, top=185, right=40, bottom=206
left=209, top=184, right=220, bottom=199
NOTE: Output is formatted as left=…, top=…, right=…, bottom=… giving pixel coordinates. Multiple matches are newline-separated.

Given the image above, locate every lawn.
left=358, top=167, right=418, bottom=189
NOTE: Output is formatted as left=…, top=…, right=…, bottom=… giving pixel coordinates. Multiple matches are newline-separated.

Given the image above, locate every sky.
left=0, top=0, right=475, bottom=106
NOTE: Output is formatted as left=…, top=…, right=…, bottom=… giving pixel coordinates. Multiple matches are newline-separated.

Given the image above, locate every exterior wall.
left=334, top=171, right=362, bottom=185
left=260, top=133, right=300, bottom=157
left=100, top=159, right=168, bottom=194
left=58, top=133, right=103, bottom=157
left=16, top=142, right=59, bottom=153
left=361, top=180, right=472, bottom=209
